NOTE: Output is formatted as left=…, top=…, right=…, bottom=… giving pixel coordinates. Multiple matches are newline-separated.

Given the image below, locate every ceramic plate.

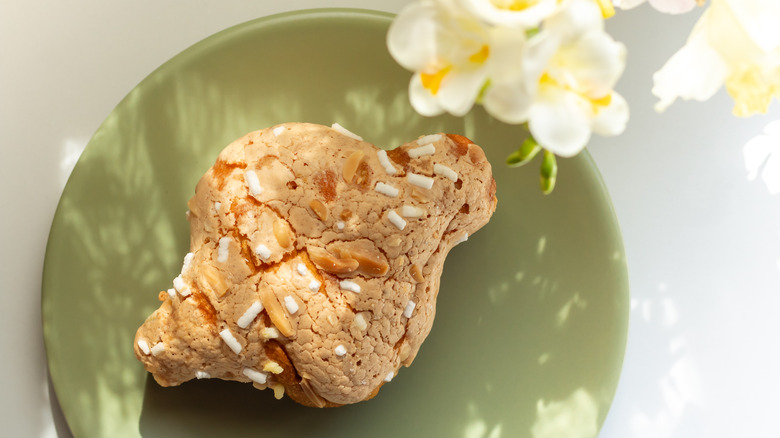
left=42, top=9, right=629, bottom=438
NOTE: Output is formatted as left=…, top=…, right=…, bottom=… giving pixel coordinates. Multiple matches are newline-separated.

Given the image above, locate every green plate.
left=42, top=9, right=629, bottom=438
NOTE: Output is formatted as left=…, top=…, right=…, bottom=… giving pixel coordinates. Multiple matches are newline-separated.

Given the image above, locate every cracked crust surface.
left=134, top=123, right=497, bottom=407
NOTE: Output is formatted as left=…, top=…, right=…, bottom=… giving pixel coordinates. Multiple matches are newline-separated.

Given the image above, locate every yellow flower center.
left=540, top=73, right=613, bottom=111
left=421, top=66, right=453, bottom=95
left=725, top=65, right=780, bottom=117
left=590, top=93, right=612, bottom=108
left=594, top=0, right=615, bottom=18
left=421, top=46, right=489, bottom=96
left=469, top=45, right=491, bottom=64
left=539, top=72, right=557, bottom=87
left=490, top=0, right=540, bottom=11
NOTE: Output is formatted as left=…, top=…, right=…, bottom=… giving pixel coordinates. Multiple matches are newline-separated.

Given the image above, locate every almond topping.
left=263, top=361, right=284, bottom=375
left=186, top=198, right=198, bottom=217
left=309, top=199, right=328, bottom=221
left=198, top=264, right=229, bottom=297
left=300, top=378, right=327, bottom=408
left=410, top=264, right=425, bottom=283
left=342, top=150, right=365, bottom=183
left=273, top=218, right=294, bottom=248
left=410, top=187, right=432, bottom=203
left=261, top=327, right=280, bottom=340
left=331, top=240, right=389, bottom=277
left=307, top=246, right=359, bottom=275
left=259, top=288, right=294, bottom=337
left=399, top=340, right=412, bottom=362
left=353, top=313, right=368, bottom=331
left=271, top=382, right=286, bottom=400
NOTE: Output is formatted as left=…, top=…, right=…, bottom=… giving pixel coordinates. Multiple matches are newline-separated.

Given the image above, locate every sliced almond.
left=342, top=150, right=365, bottom=183
left=307, top=246, right=359, bottom=275
left=199, top=264, right=229, bottom=297
left=273, top=218, right=294, bottom=248
left=410, top=186, right=432, bottom=203
left=331, top=240, right=389, bottom=277
left=299, top=378, right=327, bottom=408
left=270, top=382, right=285, bottom=400
left=410, top=264, right=425, bottom=283
left=186, top=198, right=198, bottom=217
left=353, top=312, right=368, bottom=332
left=263, top=361, right=284, bottom=375
left=399, top=340, right=412, bottom=362
left=259, top=288, right=294, bottom=337
left=309, top=199, right=328, bottom=222
left=354, top=160, right=372, bottom=188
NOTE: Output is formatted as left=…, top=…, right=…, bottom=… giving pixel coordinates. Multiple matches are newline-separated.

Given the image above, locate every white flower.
left=743, top=119, right=780, bottom=195
left=653, top=0, right=780, bottom=116
left=387, top=0, right=502, bottom=117
left=458, top=0, right=560, bottom=28
left=613, top=0, right=699, bottom=14
left=483, top=0, right=628, bottom=156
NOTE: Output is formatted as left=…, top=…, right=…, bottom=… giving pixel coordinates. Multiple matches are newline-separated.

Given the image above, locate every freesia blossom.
left=613, top=0, right=699, bottom=14
left=387, top=0, right=505, bottom=117
left=483, top=0, right=629, bottom=156
left=743, top=119, right=780, bottom=195
left=458, top=0, right=560, bottom=28
left=653, top=0, right=780, bottom=116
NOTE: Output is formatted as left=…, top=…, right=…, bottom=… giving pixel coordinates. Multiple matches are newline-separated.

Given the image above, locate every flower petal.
left=483, top=80, right=534, bottom=124
left=460, top=0, right=559, bottom=28
left=487, top=25, right=529, bottom=83
left=528, top=86, right=592, bottom=157
left=743, top=132, right=774, bottom=179
left=387, top=1, right=440, bottom=71
left=652, top=10, right=729, bottom=112
left=743, top=119, right=780, bottom=194
left=591, top=91, right=629, bottom=136
left=551, top=30, right=627, bottom=98
left=409, top=72, right=445, bottom=116
left=545, top=0, right=603, bottom=42
left=725, top=65, right=780, bottom=116
left=524, top=30, right=560, bottom=88
left=613, top=0, right=647, bottom=10
left=720, top=0, right=780, bottom=53
left=437, top=68, right=489, bottom=116
left=648, top=0, right=698, bottom=14
left=743, top=119, right=780, bottom=177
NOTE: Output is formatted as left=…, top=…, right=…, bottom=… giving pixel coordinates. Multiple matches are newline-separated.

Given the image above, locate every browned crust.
left=263, top=341, right=343, bottom=408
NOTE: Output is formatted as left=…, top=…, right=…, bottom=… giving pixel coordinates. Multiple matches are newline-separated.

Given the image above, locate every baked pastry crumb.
left=134, top=122, right=497, bottom=407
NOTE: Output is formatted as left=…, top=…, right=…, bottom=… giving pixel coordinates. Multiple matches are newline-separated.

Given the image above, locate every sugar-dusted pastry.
left=134, top=122, right=497, bottom=407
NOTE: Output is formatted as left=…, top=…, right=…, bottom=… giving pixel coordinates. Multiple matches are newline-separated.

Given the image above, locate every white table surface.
left=2, top=1, right=779, bottom=437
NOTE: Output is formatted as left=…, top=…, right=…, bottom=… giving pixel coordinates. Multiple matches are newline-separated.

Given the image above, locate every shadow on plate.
left=43, top=10, right=628, bottom=438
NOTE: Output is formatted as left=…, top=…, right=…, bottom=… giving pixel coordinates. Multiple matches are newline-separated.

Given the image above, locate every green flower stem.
left=540, top=150, right=558, bottom=195
left=506, top=136, right=542, bottom=168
